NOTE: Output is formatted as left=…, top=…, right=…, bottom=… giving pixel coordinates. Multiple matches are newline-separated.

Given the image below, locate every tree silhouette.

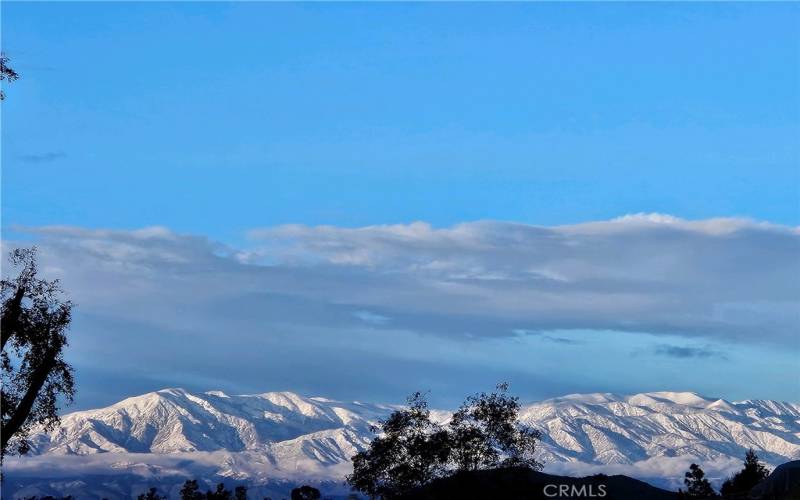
left=180, top=480, right=204, bottom=500
left=1, top=248, right=75, bottom=457
left=678, top=463, right=717, bottom=497
left=720, top=448, right=770, bottom=497
left=234, top=486, right=248, bottom=500
left=290, top=485, right=321, bottom=500
left=449, top=383, right=542, bottom=472
left=137, top=487, right=167, bottom=500
left=348, top=391, right=451, bottom=499
left=205, top=483, right=232, bottom=500
left=347, top=384, right=542, bottom=498
left=0, top=53, right=19, bottom=100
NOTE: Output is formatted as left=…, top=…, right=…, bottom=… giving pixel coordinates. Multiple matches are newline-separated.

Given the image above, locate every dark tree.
left=290, top=485, right=321, bottom=500
left=449, top=383, right=542, bottom=472
left=180, top=480, right=204, bottom=500
left=206, top=483, right=232, bottom=500
left=347, top=384, right=542, bottom=499
left=348, top=391, right=451, bottom=499
left=0, top=53, right=19, bottom=100
left=234, top=486, right=248, bottom=500
left=720, top=449, right=770, bottom=497
left=679, top=463, right=717, bottom=497
left=1, top=248, right=75, bottom=457
left=137, top=487, right=167, bottom=500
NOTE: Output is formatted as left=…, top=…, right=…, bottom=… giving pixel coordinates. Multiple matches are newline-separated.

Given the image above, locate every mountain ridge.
left=4, top=388, right=799, bottom=499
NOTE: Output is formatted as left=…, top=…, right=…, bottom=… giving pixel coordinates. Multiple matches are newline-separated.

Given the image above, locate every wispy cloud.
left=17, top=152, right=66, bottom=164
left=653, top=344, right=726, bottom=360
left=541, top=336, right=584, bottom=345
left=353, top=310, right=390, bottom=326
left=513, top=329, right=585, bottom=345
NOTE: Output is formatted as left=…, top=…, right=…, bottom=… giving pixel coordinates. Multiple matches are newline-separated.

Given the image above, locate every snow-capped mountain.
left=518, top=391, right=800, bottom=487
left=4, top=389, right=799, bottom=498
left=27, top=388, right=391, bottom=461
left=523, top=391, right=800, bottom=465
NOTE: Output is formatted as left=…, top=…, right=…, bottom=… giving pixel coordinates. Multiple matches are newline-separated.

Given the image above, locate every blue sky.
left=2, top=3, right=798, bottom=409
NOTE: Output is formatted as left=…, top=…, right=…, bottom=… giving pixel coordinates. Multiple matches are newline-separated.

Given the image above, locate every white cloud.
left=7, top=214, right=798, bottom=347
left=353, top=310, right=391, bottom=325
left=0, top=449, right=753, bottom=493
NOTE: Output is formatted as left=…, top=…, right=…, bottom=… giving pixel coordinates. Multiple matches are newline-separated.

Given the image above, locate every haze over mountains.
left=4, top=388, right=799, bottom=499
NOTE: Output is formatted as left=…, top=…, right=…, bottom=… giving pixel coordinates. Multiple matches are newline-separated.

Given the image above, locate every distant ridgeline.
left=2, top=388, right=798, bottom=499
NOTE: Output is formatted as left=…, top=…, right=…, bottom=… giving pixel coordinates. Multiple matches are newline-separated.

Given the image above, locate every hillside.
left=398, top=467, right=678, bottom=500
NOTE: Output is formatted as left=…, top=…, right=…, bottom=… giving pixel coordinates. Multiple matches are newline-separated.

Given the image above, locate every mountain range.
left=3, top=388, right=799, bottom=499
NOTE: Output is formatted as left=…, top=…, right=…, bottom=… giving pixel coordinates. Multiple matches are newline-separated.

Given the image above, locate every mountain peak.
left=629, top=391, right=713, bottom=408
left=156, top=387, right=191, bottom=396
left=204, top=390, right=230, bottom=398
left=540, top=391, right=717, bottom=408
left=544, top=392, right=624, bottom=405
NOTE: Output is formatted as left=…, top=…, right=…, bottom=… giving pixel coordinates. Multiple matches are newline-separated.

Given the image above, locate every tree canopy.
left=180, top=480, right=204, bottom=500
left=138, top=487, right=168, bottom=500
left=0, top=53, right=19, bottom=100
left=449, top=383, right=542, bottom=472
left=720, top=449, right=770, bottom=497
left=347, top=384, right=542, bottom=499
left=290, top=485, right=321, bottom=500
left=1, top=248, right=75, bottom=457
left=679, top=463, right=717, bottom=498
left=178, top=480, right=244, bottom=500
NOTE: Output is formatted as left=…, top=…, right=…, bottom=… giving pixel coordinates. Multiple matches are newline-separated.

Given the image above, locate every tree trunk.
left=1, top=284, right=26, bottom=350
left=1, top=343, right=58, bottom=454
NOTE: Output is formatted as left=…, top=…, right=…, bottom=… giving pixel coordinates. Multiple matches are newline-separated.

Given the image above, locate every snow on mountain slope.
left=4, top=389, right=800, bottom=498
left=520, top=391, right=800, bottom=468
left=26, top=388, right=391, bottom=457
